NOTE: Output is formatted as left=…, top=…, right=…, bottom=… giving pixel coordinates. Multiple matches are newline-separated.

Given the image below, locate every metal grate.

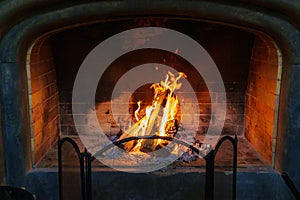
left=58, top=135, right=238, bottom=200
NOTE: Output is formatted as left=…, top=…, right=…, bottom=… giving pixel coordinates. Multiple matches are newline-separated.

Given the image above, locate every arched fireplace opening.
left=26, top=19, right=280, bottom=168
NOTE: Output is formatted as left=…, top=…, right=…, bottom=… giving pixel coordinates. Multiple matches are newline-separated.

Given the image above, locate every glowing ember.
left=118, top=71, right=187, bottom=153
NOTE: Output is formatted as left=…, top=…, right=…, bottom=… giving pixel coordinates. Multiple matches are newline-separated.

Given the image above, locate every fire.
left=119, top=71, right=187, bottom=153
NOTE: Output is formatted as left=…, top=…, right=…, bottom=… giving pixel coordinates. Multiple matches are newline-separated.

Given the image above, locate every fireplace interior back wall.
left=27, top=19, right=279, bottom=167
left=53, top=20, right=253, bottom=136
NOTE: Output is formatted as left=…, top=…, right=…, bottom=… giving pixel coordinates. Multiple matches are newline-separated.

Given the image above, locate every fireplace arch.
left=0, top=1, right=299, bottom=189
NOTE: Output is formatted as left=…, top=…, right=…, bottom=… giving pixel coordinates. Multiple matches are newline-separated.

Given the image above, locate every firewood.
left=165, top=119, right=179, bottom=136
left=140, top=89, right=169, bottom=152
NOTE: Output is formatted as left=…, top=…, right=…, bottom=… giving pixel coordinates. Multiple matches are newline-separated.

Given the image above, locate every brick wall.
left=52, top=20, right=254, bottom=138
left=245, top=34, right=279, bottom=164
left=28, top=37, right=59, bottom=163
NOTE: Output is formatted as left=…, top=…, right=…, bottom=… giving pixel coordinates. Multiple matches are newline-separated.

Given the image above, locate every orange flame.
left=120, top=71, right=186, bottom=153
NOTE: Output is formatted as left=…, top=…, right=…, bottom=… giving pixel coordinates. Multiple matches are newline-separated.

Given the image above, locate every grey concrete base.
left=25, top=168, right=295, bottom=200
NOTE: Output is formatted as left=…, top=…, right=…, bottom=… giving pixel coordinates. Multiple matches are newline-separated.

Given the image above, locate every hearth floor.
left=36, top=136, right=271, bottom=172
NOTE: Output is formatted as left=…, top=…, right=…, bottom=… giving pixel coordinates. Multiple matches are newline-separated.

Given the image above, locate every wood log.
left=140, top=89, right=169, bottom=152
left=165, top=119, right=179, bottom=136
left=117, top=117, right=146, bottom=151
left=117, top=87, right=181, bottom=152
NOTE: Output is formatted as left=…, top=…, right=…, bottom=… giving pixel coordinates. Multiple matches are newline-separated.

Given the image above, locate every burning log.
left=140, top=89, right=169, bottom=152
left=117, top=118, right=145, bottom=151
left=165, top=119, right=179, bottom=136
left=116, top=72, right=185, bottom=153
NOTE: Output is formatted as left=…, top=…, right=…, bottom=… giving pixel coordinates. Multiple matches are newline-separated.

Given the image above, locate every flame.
left=134, top=101, right=142, bottom=121
left=119, top=71, right=186, bottom=153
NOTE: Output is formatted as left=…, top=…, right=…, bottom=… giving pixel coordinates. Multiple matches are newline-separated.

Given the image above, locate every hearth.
left=57, top=135, right=238, bottom=200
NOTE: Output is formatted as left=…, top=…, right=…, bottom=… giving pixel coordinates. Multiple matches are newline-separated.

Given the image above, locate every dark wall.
left=0, top=120, right=5, bottom=184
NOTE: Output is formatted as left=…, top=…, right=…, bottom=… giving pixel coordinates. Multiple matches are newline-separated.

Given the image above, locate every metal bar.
left=58, top=137, right=62, bottom=200
left=83, top=148, right=88, bottom=200
left=205, top=150, right=215, bottom=200
left=79, top=153, right=86, bottom=200
left=232, top=135, right=238, bottom=200
left=86, top=157, right=92, bottom=200
left=83, top=148, right=93, bottom=200
left=281, top=172, right=300, bottom=200
left=213, top=135, right=238, bottom=200
left=94, top=135, right=206, bottom=158
left=58, top=137, right=87, bottom=200
left=214, top=135, right=236, bottom=153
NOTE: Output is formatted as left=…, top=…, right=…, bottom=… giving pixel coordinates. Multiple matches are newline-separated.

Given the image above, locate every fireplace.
left=27, top=18, right=282, bottom=198
left=0, top=1, right=300, bottom=199
left=26, top=19, right=277, bottom=166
